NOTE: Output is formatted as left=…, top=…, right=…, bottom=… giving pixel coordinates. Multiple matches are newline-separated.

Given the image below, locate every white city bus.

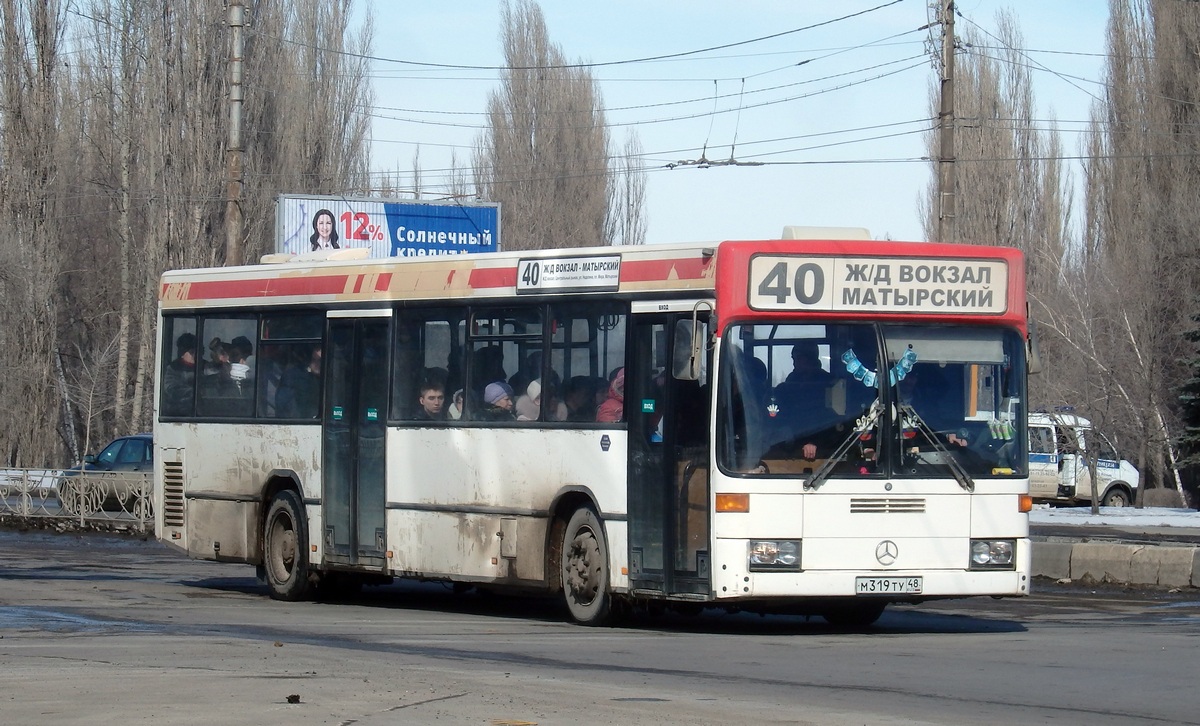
left=155, top=237, right=1034, bottom=625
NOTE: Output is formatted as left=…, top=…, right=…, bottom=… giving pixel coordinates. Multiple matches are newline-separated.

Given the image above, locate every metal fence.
left=0, top=468, right=153, bottom=532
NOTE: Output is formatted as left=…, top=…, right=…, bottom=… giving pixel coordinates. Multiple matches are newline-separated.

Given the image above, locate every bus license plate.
left=855, top=576, right=923, bottom=595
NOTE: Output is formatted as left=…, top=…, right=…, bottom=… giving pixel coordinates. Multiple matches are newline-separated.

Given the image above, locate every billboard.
left=276, top=195, right=500, bottom=258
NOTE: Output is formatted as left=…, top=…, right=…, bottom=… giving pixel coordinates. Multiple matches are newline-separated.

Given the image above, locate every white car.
left=1028, top=413, right=1139, bottom=507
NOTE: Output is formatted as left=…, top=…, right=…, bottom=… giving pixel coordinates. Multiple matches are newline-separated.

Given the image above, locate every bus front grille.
left=849, top=497, right=926, bottom=514
left=162, top=461, right=185, bottom=528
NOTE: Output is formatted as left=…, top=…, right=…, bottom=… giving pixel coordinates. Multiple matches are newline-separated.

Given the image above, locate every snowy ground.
left=1031, top=505, right=1200, bottom=528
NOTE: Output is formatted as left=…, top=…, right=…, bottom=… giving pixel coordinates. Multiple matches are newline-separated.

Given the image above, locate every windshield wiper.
left=899, top=404, right=975, bottom=492
left=805, top=399, right=884, bottom=491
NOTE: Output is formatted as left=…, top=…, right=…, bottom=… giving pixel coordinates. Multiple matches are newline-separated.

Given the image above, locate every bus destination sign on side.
left=747, top=255, right=1009, bottom=314
left=517, top=255, right=621, bottom=294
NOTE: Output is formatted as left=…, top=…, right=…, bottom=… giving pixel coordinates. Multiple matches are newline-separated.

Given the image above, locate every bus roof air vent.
left=781, top=226, right=871, bottom=240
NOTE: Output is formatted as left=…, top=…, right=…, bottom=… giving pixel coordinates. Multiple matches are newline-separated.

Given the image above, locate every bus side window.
left=392, top=309, right=464, bottom=423
left=195, top=316, right=257, bottom=418
left=257, top=313, right=323, bottom=420
left=275, top=343, right=322, bottom=419
left=161, top=316, right=199, bottom=418
left=466, top=306, right=542, bottom=421
left=547, top=302, right=627, bottom=425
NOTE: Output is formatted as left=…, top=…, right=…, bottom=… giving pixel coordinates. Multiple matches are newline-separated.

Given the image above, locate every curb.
left=1032, top=540, right=1200, bottom=588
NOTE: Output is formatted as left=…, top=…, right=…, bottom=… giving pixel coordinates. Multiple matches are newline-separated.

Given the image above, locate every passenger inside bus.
left=447, top=388, right=465, bottom=420
left=562, top=376, right=597, bottom=421
left=162, top=332, right=197, bottom=417
left=229, top=335, right=253, bottom=386
left=515, top=379, right=541, bottom=421
left=770, top=341, right=840, bottom=459
left=415, top=379, right=447, bottom=421
left=596, top=368, right=624, bottom=423
left=478, top=381, right=516, bottom=421
left=276, top=344, right=322, bottom=418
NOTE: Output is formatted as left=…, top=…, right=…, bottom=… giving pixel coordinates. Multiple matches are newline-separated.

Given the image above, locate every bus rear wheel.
left=263, top=490, right=312, bottom=601
left=561, top=507, right=611, bottom=626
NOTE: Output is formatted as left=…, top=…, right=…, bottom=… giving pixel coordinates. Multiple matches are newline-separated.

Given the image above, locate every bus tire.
left=263, top=490, right=312, bottom=601
left=561, top=506, right=611, bottom=626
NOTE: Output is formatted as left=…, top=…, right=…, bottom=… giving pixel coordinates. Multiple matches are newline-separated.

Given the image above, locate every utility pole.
left=937, top=0, right=956, bottom=244
left=225, top=0, right=245, bottom=266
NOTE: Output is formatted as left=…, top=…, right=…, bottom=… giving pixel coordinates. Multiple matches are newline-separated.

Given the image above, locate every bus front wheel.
left=263, top=490, right=312, bottom=601
left=561, top=507, right=611, bottom=626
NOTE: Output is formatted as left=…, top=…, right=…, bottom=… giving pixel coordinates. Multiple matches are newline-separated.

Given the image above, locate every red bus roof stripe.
left=180, top=276, right=352, bottom=300
left=620, top=257, right=712, bottom=282
left=468, top=267, right=518, bottom=289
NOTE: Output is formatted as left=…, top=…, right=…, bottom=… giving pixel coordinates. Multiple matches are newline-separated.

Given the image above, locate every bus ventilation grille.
left=162, top=461, right=185, bottom=528
left=849, top=497, right=926, bottom=514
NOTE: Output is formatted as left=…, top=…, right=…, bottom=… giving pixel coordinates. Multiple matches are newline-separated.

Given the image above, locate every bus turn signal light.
left=1018, top=494, right=1033, bottom=513
left=716, top=493, right=750, bottom=513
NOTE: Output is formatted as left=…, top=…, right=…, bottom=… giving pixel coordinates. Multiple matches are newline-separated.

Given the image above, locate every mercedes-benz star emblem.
left=875, top=540, right=899, bottom=566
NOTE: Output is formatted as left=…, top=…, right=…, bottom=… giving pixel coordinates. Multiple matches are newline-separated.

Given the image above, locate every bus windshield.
left=717, top=322, right=1026, bottom=480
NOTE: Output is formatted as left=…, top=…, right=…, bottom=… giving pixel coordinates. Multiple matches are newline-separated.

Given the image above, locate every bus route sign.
left=747, top=255, right=1009, bottom=314
left=517, top=255, right=621, bottom=294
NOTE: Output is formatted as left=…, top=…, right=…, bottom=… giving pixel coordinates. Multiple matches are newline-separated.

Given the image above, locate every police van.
left=1028, top=413, right=1140, bottom=507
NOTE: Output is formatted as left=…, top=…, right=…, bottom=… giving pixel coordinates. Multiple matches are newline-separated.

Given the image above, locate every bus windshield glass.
left=717, top=322, right=1026, bottom=480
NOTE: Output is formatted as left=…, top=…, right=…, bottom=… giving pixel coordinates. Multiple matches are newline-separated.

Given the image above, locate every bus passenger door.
left=323, top=312, right=390, bottom=570
left=627, top=310, right=712, bottom=600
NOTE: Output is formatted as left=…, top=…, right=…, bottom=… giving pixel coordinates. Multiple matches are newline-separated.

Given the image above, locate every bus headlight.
left=749, top=540, right=801, bottom=571
left=970, top=539, right=1015, bottom=569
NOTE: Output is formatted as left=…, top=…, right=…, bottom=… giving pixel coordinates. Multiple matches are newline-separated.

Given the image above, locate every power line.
left=955, top=9, right=1105, bottom=106
left=364, top=53, right=930, bottom=120
left=257, top=0, right=910, bottom=72
left=365, top=60, right=929, bottom=133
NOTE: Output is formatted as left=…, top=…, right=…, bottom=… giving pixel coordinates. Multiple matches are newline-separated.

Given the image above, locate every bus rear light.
left=716, top=493, right=749, bottom=512
left=1018, top=494, right=1033, bottom=513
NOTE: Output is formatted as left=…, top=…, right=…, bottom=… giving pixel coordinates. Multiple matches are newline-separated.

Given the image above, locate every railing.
left=0, top=468, right=153, bottom=532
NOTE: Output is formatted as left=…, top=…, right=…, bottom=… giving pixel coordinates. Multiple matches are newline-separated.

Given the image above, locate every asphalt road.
left=1, top=529, right=1198, bottom=725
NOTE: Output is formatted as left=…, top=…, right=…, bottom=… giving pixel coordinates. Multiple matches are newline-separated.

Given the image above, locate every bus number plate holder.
left=855, top=576, right=923, bottom=595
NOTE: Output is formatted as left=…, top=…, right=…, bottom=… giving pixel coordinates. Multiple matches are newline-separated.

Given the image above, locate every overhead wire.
left=364, top=59, right=930, bottom=133
left=362, top=52, right=931, bottom=120
left=256, top=0, right=911, bottom=72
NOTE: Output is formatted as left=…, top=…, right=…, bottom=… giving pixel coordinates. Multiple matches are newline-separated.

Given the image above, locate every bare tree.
left=241, top=0, right=374, bottom=262
left=473, top=0, right=624, bottom=250
left=922, top=12, right=1067, bottom=270
left=1079, top=0, right=1199, bottom=505
left=0, top=0, right=69, bottom=466
left=608, top=134, right=648, bottom=246
left=0, top=0, right=375, bottom=466
left=64, top=336, right=124, bottom=462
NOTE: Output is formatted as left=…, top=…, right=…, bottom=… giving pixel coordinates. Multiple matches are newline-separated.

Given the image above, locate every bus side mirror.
left=1027, top=317, right=1043, bottom=375
left=673, top=318, right=700, bottom=381
left=673, top=304, right=713, bottom=381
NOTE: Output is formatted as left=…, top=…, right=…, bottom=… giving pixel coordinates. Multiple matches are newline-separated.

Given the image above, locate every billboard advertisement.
left=276, top=195, right=500, bottom=258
